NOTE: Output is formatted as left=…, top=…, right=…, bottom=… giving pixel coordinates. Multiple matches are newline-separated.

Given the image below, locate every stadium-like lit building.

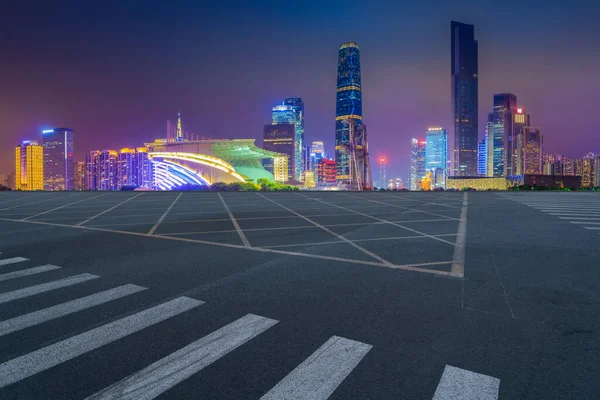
left=144, top=139, right=284, bottom=190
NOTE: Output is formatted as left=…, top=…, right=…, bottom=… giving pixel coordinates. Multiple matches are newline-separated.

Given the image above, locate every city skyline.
left=1, top=1, right=599, bottom=182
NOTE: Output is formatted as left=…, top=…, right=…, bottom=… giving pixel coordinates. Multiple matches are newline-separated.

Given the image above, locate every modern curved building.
left=144, top=139, right=284, bottom=190
left=335, top=42, right=363, bottom=187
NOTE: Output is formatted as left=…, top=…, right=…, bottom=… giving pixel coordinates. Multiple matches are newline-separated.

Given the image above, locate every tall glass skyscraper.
left=335, top=42, right=363, bottom=187
left=272, top=99, right=303, bottom=180
left=410, top=138, right=427, bottom=191
left=42, top=128, right=74, bottom=190
left=451, top=22, right=478, bottom=177
left=425, top=128, right=447, bottom=172
left=478, top=136, right=487, bottom=176
left=15, top=140, right=44, bottom=191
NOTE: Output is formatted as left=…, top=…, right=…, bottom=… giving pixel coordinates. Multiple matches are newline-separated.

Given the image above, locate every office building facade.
left=15, top=140, right=44, bottom=191
left=517, top=127, right=543, bottom=175
left=410, top=138, right=427, bottom=190
left=581, top=153, right=596, bottom=188
left=263, top=123, right=295, bottom=181
left=42, top=128, right=74, bottom=190
left=451, top=22, right=478, bottom=176
left=118, top=148, right=136, bottom=189
left=272, top=99, right=304, bottom=180
left=74, top=161, right=85, bottom=191
left=478, top=136, right=487, bottom=176
left=135, top=148, right=153, bottom=189
left=317, top=158, right=337, bottom=187
left=425, top=128, right=447, bottom=172
left=335, top=42, right=363, bottom=187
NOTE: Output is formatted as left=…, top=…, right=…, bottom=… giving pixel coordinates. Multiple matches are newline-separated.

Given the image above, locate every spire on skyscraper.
left=176, top=110, right=183, bottom=142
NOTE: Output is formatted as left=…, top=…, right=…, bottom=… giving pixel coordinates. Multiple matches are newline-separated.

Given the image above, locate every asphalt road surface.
left=0, top=191, right=598, bottom=399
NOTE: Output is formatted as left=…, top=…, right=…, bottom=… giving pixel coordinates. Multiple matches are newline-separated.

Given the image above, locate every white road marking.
left=263, top=234, right=458, bottom=248
left=342, top=193, right=460, bottom=220
left=86, top=313, right=277, bottom=400
left=260, top=335, right=372, bottom=400
left=218, top=193, right=251, bottom=247
left=571, top=221, right=600, bottom=225
left=257, top=193, right=394, bottom=265
left=0, top=217, right=459, bottom=277
left=0, top=264, right=61, bottom=283
left=432, top=365, right=500, bottom=400
left=21, top=193, right=109, bottom=220
left=451, top=193, right=468, bottom=277
left=148, top=193, right=182, bottom=235
left=0, top=194, right=79, bottom=212
left=0, top=296, right=203, bottom=389
left=0, top=273, right=99, bottom=305
left=0, top=257, right=28, bottom=267
left=557, top=217, right=600, bottom=220
left=308, top=195, right=457, bottom=247
left=77, top=193, right=145, bottom=226
left=0, top=284, right=147, bottom=337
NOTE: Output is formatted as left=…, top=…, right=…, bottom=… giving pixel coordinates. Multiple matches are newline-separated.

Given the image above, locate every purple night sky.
left=1, top=0, right=599, bottom=182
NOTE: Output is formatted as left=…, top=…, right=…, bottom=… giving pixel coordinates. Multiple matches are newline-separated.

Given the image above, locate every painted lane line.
left=584, top=227, right=600, bottom=230
left=218, top=193, right=251, bottom=247
left=263, top=233, right=458, bottom=249
left=0, top=296, right=203, bottom=389
left=86, top=313, right=277, bottom=400
left=0, top=217, right=459, bottom=277
left=557, top=217, right=600, bottom=220
left=0, top=265, right=61, bottom=283
left=77, top=193, right=145, bottom=226
left=343, top=193, right=460, bottom=220
left=0, top=257, right=28, bottom=267
left=432, top=365, right=500, bottom=400
left=0, top=193, right=80, bottom=212
left=258, top=193, right=394, bottom=265
left=148, top=193, right=182, bottom=235
left=0, top=284, right=147, bottom=337
left=260, top=335, right=372, bottom=400
left=0, top=273, right=99, bottom=305
left=312, top=195, right=457, bottom=247
left=21, top=193, right=109, bottom=220
left=451, top=192, right=468, bottom=277
left=571, top=221, right=600, bottom=225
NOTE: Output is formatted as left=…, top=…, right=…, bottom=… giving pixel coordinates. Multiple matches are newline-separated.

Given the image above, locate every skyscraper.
left=42, top=128, right=74, bottom=190
left=15, top=140, right=44, bottom=191
left=97, top=150, right=119, bottom=191
left=517, top=127, right=543, bottom=175
left=85, top=151, right=100, bottom=190
left=74, top=161, right=85, bottom=191
left=135, top=148, right=153, bottom=189
left=335, top=42, right=363, bottom=187
left=451, top=22, right=478, bottom=177
left=282, top=98, right=304, bottom=180
left=317, top=158, right=337, bottom=188
left=410, top=138, right=427, bottom=191
left=581, top=153, right=596, bottom=188
left=263, top=123, right=295, bottom=181
left=176, top=111, right=183, bottom=142
left=303, top=144, right=311, bottom=174
left=118, top=148, right=136, bottom=189
left=310, top=141, right=325, bottom=169
left=425, top=128, right=448, bottom=173
left=478, top=136, right=487, bottom=176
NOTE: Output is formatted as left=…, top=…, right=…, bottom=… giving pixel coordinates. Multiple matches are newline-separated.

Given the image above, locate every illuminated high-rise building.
left=85, top=151, right=100, bottom=190
left=135, top=148, right=153, bottom=189
left=335, top=42, right=363, bottom=187
left=310, top=141, right=325, bottom=168
left=176, top=111, right=183, bottom=142
left=272, top=156, right=289, bottom=183
left=581, top=153, right=596, bottom=188
left=303, top=144, right=311, bottom=174
left=97, top=150, right=119, bottom=191
left=42, top=128, right=74, bottom=190
left=304, top=171, right=316, bottom=188
left=517, top=127, right=543, bottom=175
left=117, top=148, right=136, bottom=189
left=451, top=22, right=478, bottom=176
left=283, top=98, right=304, bottom=179
left=272, top=99, right=304, bottom=180
left=74, top=161, right=85, bottom=191
left=410, top=138, right=427, bottom=190
left=15, top=140, right=44, bottom=191
left=263, top=123, right=295, bottom=181
left=425, top=128, right=447, bottom=173
left=317, top=158, right=336, bottom=188
left=478, top=136, right=487, bottom=176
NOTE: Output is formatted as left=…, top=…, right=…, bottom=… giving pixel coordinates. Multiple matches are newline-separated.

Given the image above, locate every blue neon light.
left=42, top=129, right=54, bottom=134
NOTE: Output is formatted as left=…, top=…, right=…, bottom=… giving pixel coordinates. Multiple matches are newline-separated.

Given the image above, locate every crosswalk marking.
left=0, top=273, right=99, bottom=305
left=260, top=336, right=372, bottom=400
left=86, top=313, right=277, bottom=400
left=0, top=265, right=61, bottom=283
left=432, top=365, right=500, bottom=400
left=0, top=257, right=28, bottom=267
left=0, top=284, right=147, bottom=337
left=504, top=194, right=600, bottom=233
left=0, top=296, right=203, bottom=389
